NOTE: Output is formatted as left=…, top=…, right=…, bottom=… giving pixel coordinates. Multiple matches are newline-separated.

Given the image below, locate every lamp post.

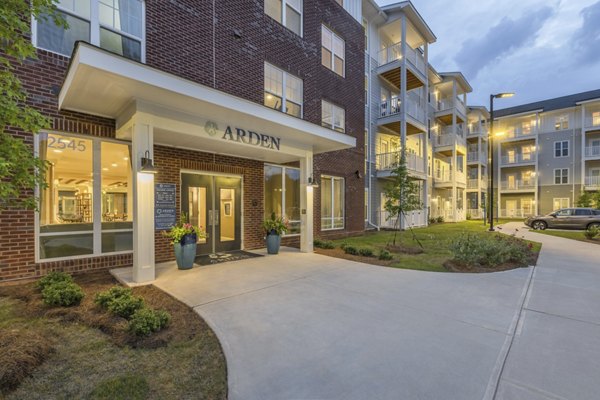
left=488, top=92, right=515, bottom=231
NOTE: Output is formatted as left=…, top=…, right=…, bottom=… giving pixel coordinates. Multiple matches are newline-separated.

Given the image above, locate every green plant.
left=358, top=247, right=375, bottom=257
left=436, top=216, right=445, bottom=223
left=428, top=218, right=437, bottom=224
left=343, top=245, right=358, bottom=255
left=36, top=271, right=74, bottom=290
left=94, top=286, right=133, bottom=308
left=466, top=212, right=472, bottom=220
left=584, top=226, right=599, bottom=240
left=128, top=308, right=171, bottom=336
left=314, top=239, right=335, bottom=249
left=262, top=212, right=288, bottom=235
left=162, top=213, right=205, bottom=244
left=450, top=233, right=531, bottom=268
left=41, top=281, right=84, bottom=307
left=378, top=249, right=393, bottom=261
left=95, top=286, right=144, bottom=319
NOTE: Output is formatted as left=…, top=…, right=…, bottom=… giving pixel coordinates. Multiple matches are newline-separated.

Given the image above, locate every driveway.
left=131, top=226, right=600, bottom=400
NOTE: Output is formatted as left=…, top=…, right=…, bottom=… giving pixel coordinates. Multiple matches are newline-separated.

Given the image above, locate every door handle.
left=214, top=210, right=219, bottom=225
left=208, top=210, right=213, bottom=226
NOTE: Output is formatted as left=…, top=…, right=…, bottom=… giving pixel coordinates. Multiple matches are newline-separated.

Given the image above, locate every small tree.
left=383, top=153, right=423, bottom=247
left=576, top=191, right=593, bottom=208
left=592, top=191, right=600, bottom=209
left=0, top=1, right=65, bottom=210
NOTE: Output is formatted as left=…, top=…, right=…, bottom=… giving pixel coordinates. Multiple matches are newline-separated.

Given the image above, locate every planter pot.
left=266, top=233, right=281, bottom=255
left=174, top=233, right=197, bottom=270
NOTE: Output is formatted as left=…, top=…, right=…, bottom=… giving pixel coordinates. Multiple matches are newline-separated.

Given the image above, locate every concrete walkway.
left=494, top=222, right=600, bottom=400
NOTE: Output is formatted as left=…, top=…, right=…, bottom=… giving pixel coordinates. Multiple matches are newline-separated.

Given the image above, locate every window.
left=37, top=133, right=133, bottom=260
left=321, top=100, right=345, bottom=132
left=593, top=111, right=600, bottom=126
left=554, top=168, right=569, bottom=184
left=321, top=176, right=344, bottom=230
left=34, top=0, right=144, bottom=61
left=321, top=25, right=345, bottom=76
left=264, top=62, right=303, bottom=118
left=555, top=207, right=572, bottom=216
left=555, top=115, right=569, bottom=130
left=362, top=19, right=368, bottom=51
left=265, top=0, right=302, bottom=36
left=554, top=140, right=569, bottom=157
left=264, top=165, right=301, bottom=235
left=574, top=209, right=592, bottom=216
left=522, top=145, right=532, bottom=161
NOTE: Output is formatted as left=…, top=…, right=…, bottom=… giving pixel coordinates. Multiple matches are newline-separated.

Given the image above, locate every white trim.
left=553, top=140, right=569, bottom=158
left=553, top=168, right=569, bottom=185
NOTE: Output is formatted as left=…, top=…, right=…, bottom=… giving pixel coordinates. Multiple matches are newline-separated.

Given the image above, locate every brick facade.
left=0, top=0, right=364, bottom=281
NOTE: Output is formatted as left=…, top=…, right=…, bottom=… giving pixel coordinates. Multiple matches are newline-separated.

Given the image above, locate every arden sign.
left=204, top=121, right=281, bottom=151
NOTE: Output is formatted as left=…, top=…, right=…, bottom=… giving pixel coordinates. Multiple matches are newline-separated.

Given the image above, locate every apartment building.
left=493, top=89, right=600, bottom=218
left=362, top=0, right=485, bottom=228
left=0, top=0, right=366, bottom=282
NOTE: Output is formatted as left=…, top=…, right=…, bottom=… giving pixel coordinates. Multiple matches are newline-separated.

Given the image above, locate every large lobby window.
left=264, top=62, right=303, bottom=118
left=38, top=133, right=133, bottom=260
left=34, top=0, right=144, bottom=61
left=264, top=165, right=301, bottom=235
left=321, top=175, right=344, bottom=230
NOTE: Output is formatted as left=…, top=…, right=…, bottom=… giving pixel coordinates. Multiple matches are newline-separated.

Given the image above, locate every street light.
left=488, top=92, right=515, bottom=231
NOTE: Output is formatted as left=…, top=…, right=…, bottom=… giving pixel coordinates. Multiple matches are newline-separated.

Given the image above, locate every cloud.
left=573, top=1, right=600, bottom=64
left=454, top=6, right=554, bottom=78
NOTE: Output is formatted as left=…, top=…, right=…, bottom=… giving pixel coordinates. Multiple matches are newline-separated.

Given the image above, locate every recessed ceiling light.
left=111, top=163, right=118, bottom=167
left=53, top=149, right=62, bottom=153
left=123, top=157, right=129, bottom=160
left=102, top=167, right=109, bottom=171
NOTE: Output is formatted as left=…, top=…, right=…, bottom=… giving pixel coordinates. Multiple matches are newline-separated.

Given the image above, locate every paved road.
left=146, top=226, right=599, bottom=400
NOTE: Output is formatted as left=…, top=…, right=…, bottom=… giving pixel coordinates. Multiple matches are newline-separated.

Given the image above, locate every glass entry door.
left=181, top=173, right=241, bottom=255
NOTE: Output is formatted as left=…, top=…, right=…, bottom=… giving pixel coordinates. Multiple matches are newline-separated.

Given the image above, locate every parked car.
left=525, top=208, right=600, bottom=230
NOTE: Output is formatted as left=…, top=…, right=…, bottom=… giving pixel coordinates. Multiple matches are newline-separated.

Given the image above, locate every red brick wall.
left=0, top=0, right=364, bottom=281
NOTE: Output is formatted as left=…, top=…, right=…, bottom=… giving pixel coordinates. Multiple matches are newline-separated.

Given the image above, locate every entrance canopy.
left=59, top=43, right=355, bottom=163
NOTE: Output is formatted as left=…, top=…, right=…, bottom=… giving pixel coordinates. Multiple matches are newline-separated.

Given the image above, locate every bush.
left=313, top=239, right=335, bottom=249
left=428, top=218, right=437, bottom=225
left=36, top=271, right=73, bottom=291
left=358, top=247, right=374, bottom=257
left=41, top=281, right=84, bottom=307
left=339, top=242, right=349, bottom=250
left=466, top=213, right=472, bottom=220
left=450, top=233, right=531, bottom=268
left=584, top=226, right=599, bottom=240
left=343, top=244, right=358, bottom=255
left=128, top=308, right=171, bottom=336
left=95, top=286, right=133, bottom=308
left=436, top=216, right=445, bottom=223
left=378, top=249, right=393, bottom=261
left=95, top=286, right=144, bottom=319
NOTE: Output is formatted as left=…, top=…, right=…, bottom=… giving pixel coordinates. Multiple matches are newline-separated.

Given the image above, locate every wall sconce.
left=308, top=175, right=319, bottom=188
left=355, top=170, right=362, bottom=179
left=140, top=150, right=158, bottom=174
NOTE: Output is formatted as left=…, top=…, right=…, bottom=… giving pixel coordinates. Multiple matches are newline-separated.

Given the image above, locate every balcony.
left=467, top=126, right=488, bottom=137
left=500, top=180, right=536, bottom=192
left=375, top=151, right=426, bottom=174
left=584, top=116, right=600, bottom=130
left=585, top=145, right=600, bottom=159
left=467, top=178, right=487, bottom=189
left=379, top=96, right=426, bottom=127
left=500, top=153, right=537, bottom=166
left=585, top=175, right=600, bottom=189
left=377, top=42, right=426, bottom=90
left=434, top=170, right=452, bottom=184
left=455, top=171, right=466, bottom=184
left=380, top=98, right=401, bottom=118
left=499, top=128, right=536, bottom=141
left=467, top=151, right=487, bottom=164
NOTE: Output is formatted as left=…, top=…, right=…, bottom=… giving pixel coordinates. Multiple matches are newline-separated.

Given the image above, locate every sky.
left=378, top=0, right=600, bottom=109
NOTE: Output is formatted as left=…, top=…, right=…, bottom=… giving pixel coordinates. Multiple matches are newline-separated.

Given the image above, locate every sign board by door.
left=155, top=183, right=176, bottom=230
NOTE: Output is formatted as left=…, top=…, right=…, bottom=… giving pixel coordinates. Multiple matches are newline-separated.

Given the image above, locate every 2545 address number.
left=48, top=136, right=86, bottom=151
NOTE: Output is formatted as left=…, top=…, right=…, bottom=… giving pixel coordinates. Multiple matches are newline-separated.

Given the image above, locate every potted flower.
left=262, top=212, right=288, bottom=254
left=162, top=213, right=206, bottom=270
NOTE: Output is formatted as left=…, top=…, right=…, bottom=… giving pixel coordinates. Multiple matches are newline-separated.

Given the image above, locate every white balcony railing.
left=378, top=42, right=402, bottom=66
left=406, top=95, right=426, bottom=124
left=467, top=127, right=488, bottom=137
left=585, top=145, right=600, bottom=158
left=380, top=96, right=426, bottom=124
left=467, top=152, right=487, bottom=163
left=500, top=153, right=537, bottom=165
left=434, top=170, right=452, bottom=182
left=375, top=151, right=425, bottom=174
left=585, top=176, right=600, bottom=188
left=500, top=128, right=536, bottom=140
left=377, top=209, right=428, bottom=229
left=403, top=45, right=427, bottom=77
left=378, top=42, right=426, bottom=77
left=500, top=180, right=536, bottom=191
left=455, top=171, right=466, bottom=184
left=467, top=179, right=488, bottom=190
left=380, top=98, right=401, bottom=118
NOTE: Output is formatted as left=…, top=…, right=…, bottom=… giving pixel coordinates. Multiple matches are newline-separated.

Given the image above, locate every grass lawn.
left=531, top=229, right=600, bottom=245
left=0, top=271, right=227, bottom=399
left=317, top=220, right=541, bottom=273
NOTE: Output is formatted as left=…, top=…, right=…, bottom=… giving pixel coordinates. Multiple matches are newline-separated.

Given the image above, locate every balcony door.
left=507, top=149, right=516, bottom=164
left=507, top=174, right=516, bottom=189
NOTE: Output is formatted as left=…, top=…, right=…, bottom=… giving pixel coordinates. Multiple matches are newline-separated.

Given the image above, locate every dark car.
left=525, top=208, right=600, bottom=230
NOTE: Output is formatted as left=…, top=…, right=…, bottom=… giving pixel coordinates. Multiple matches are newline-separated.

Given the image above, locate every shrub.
left=584, top=226, right=599, bottom=240
left=41, top=281, right=84, bottom=307
left=128, top=308, right=171, bottom=336
left=36, top=271, right=73, bottom=291
left=343, top=245, right=358, bottom=255
left=450, top=233, right=531, bottom=268
left=358, top=247, right=374, bottom=257
left=339, top=241, right=349, bottom=250
left=314, top=239, right=335, bottom=249
left=95, top=286, right=144, bottom=319
left=378, top=249, right=393, bottom=261
left=428, top=218, right=437, bottom=225
left=95, top=286, right=133, bottom=308
left=436, top=216, right=445, bottom=223
left=466, top=213, right=472, bottom=220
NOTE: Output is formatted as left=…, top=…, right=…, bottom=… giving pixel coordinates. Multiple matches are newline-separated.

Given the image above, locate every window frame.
left=321, top=24, right=345, bottom=77
left=264, top=62, right=303, bottom=118
left=554, top=115, right=569, bottom=130
left=34, top=131, right=134, bottom=263
left=264, top=0, right=303, bottom=37
left=31, top=0, right=146, bottom=62
left=554, top=140, right=569, bottom=158
left=320, top=175, right=345, bottom=231
left=553, top=168, right=569, bottom=185
left=321, top=99, right=345, bottom=133
left=264, top=163, right=301, bottom=237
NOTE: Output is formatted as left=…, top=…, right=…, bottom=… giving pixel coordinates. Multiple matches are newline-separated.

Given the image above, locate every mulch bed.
left=0, top=271, right=211, bottom=349
left=314, top=248, right=395, bottom=267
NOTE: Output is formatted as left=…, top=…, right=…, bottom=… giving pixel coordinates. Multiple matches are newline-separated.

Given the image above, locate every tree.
left=383, top=153, right=423, bottom=246
left=576, top=191, right=593, bottom=208
left=0, top=0, right=65, bottom=210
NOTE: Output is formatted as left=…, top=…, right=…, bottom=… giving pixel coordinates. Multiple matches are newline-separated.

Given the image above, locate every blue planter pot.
left=174, top=233, right=197, bottom=270
left=266, top=233, right=281, bottom=255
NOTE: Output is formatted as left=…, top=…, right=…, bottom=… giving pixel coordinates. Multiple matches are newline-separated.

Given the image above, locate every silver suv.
left=525, top=208, right=600, bottom=230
